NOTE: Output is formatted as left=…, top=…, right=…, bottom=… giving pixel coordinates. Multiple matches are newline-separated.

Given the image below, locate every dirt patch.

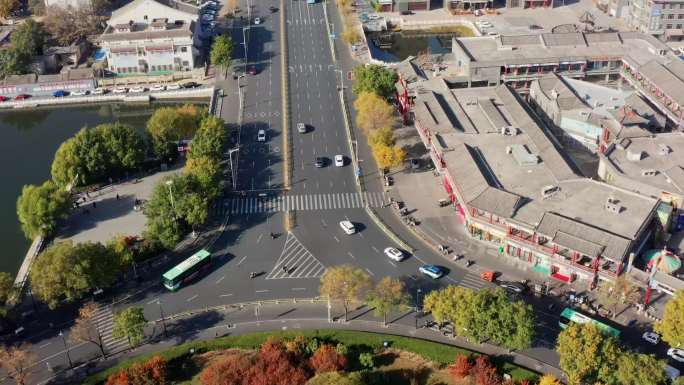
left=376, top=349, right=457, bottom=385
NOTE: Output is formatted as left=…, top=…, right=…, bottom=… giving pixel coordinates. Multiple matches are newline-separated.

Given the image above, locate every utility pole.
left=157, top=300, right=168, bottom=338
left=228, top=147, right=240, bottom=190
left=58, top=330, right=73, bottom=369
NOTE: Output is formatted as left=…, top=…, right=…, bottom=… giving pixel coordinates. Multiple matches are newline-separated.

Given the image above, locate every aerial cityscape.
left=0, top=0, right=683, bottom=383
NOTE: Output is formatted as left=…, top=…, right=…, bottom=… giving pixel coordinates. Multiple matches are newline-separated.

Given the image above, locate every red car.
left=0, top=96, right=8, bottom=102
left=247, top=66, right=257, bottom=75
left=14, top=94, right=30, bottom=100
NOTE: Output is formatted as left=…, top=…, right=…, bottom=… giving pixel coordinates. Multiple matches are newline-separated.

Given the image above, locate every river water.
left=0, top=102, right=198, bottom=277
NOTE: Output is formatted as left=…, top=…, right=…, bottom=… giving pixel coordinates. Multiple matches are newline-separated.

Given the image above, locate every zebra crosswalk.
left=223, top=192, right=387, bottom=215
left=266, top=232, right=326, bottom=280
left=92, top=305, right=129, bottom=354
left=457, top=272, right=494, bottom=291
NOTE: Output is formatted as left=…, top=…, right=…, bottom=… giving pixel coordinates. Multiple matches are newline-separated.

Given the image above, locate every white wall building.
left=98, top=0, right=201, bottom=75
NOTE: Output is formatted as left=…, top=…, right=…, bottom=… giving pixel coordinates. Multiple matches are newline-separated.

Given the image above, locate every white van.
left=339, top=220, right=356, bottom=235
left=665, top=364, right=680, bottom=381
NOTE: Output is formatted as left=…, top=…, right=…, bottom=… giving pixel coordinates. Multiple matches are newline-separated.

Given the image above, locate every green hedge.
left=84, top=330, right=538, bottom=385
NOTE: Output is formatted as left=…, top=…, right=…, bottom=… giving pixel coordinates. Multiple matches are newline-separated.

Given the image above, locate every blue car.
left=418, top=264, right=444, bottom=279
left=52, top=90, right=68, bottom=97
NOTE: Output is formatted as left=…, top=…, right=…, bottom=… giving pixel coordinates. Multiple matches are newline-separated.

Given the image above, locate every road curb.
left=281, top=0, right=292, bottom=231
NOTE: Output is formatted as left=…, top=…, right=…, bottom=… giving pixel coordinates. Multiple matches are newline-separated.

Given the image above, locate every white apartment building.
left=98, top=0, right=201, bottom=75
left=627, top=0, right=684, bottom=38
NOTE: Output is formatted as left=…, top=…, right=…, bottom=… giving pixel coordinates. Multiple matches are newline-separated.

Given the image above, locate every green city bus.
left=162, top=249, right=212, bottom=291
left=558, top=307, right=621, bottom=338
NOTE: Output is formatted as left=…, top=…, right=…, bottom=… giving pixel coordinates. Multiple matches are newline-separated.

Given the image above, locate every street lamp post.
left=227, top=147, right=240, bottom=190
left=165, top=180, right=176, bottom=219
left=242, top=27, right=249, bottom=74
left=157, top=299, right=168, bottom=338
left=58, top=330, right=73, bottom=369
left=414, top=288, right=422, bottom=329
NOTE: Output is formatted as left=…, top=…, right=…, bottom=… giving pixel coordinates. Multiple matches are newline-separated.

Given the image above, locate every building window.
left=678, top=24, right=683, bottom=28
left=668, top=14, right=674, bottom=19
left=182, top=60, right=189, bottom=67
left=679, top=14, right=684, bottom=18
left=668, top=23, right=674, bottom=28
left=144, top=15, right=148, bottom=20
left=181, top=46, right=187, bottom=52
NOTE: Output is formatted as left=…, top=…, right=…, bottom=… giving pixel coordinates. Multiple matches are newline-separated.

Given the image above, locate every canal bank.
left=0, top=99, right=209, bottom=278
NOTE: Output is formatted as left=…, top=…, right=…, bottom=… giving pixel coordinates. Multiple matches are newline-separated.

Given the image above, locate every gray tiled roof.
left=537, top=212, right=632, bottom=261
left=637, top=60, right=684, bottom=107
left=100, top=21, right=193, bottom=42
left=495, top=85, right=578, bottom=181
left=541, top=32, right=587, bottom=47
left=664, top=166, right=684, bottom=193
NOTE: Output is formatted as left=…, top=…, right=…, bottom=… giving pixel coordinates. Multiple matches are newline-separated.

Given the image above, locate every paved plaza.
left=56, top=167, right=181, bottom=245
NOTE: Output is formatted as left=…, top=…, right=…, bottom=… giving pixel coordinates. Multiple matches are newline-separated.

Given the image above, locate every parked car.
left=112, top=87, right=128, bottom=94
left=297, top=122, right=307, bottom=133
left=14, top=94, right=30, bottom=100
left=368, top=13, right=380, bottom=20
left=150, top=84, right=166, bottom=92
left=400, top=10, right=413, bottom=15
left=419, top=264, right=444, bottom=279
left=339, top=220, right=356, bottom=235
left=254, top=17, right=261, bottom=24
left=384, top=247, right=405, bottom=262
left=528, top=24, right=543, bottom=30
left=642, top=331, right=660, bottom=345
left=257, top=129, right=266, bottom=142
left=269, top=6, right=278, bottom=12
left=334, top=154, right=344, bottom=167
left=91, top=88, right=108, bottom=95
left=71, top=90, right=89, bottom=96
left=499, top=281, right=527, bottom=294
left=128, top=86, right=146, bottom=93
left=668, top=348, right=684, bottom=363
left=247, top=66, right=257, bottom=75
left=52, top=90, right=68, bottom=97
left=0, top=96, right=8, bottom=102
left=166, top=83, right=182, bottom=90
left=314, top=157, right=325, bottom=168
left=475, top=20, right=493, bottom=28
left=181, top=81, right=200, bottom=88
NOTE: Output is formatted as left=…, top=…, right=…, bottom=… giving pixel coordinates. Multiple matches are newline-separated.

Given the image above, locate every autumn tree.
left=471, top=355, right=500, bottom=385
left=341, top=21, right=361, bottom=44
left=0, top=345, right=37, bottom=385
left=70, top=302, right=107, bottom=358
left=210, top=34, right=233, bottom=76
left=0, top=0, right=18, bottom=19
left=538, top=374, right=561, bottom=385
left=353, top=91, right=396, bottom=133
left=310, top=344, right=347, bottom=374
left=184, top=156, right=221, bottom=198
left=146, top=104, right=202, bottom=159
left=106, top=355, right=168, bottom=385
left=556, top=323, right=622, bottom=385
left=30, top=241, right=125, bottom=309
left=596, top=275, right=641, bottom=318
left=366, top=277, right=409, bottom=326
left=448, top=354, right=473, bottom=380
left=112, top=306, right=147, bottom=347
left=616, top=352, right=666, bottom=385
left=42, top=5, right=104, bottom=46
left=16, top=180, right=71, bottom=239
left=370, top=143, right=406, bottom=170
left=655, top=290, right=684, bottom=347
left=319, top=265, right=371, bottom=322
left=199, top=352, right=254, bottom=385
left=352, top=64, right=398, bottom=99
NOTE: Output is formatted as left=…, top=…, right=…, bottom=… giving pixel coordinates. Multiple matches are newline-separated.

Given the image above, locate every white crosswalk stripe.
left=223, top=192, right=387, bottom=215
left=458, top=273, right=487, bottom=290
left=92, top=305, right=129, bottom=354
left=266, top=232, right=326, bottom=279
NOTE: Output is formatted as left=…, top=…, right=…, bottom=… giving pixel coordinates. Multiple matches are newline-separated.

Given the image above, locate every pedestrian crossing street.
left=222, top=192, right=388, bottom=215
left=266, top=232, right=326, bottom=280
left=92, top=305, right=129, bottom=354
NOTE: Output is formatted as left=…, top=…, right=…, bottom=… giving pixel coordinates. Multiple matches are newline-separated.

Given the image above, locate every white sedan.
left=166, top=84, right=181, bottom=90
left=91, top=88, right=107, bottom=95
left=668, top=348, right=684, bottom=363
left=128, top=86, right=146, bottom=93
left=70, top=90, right=89, bottom=96
left=112, top=87, right=128, bottom=94
left=384, top=247, right=404, bottom=262
left=150, top=84, right=166, bottom=92
left=334, top=154, right=344, bottom=167
left=642, top=332, right=660, bottom=345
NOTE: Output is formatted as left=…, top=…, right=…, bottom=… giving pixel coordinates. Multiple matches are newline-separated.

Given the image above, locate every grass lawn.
left=84, top=330, right=538, bottom=385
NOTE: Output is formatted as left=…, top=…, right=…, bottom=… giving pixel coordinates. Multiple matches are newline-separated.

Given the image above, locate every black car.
left=400, top=10, right=413, bottom=15
left=314, top=157, right=325, bottom=168
left=181, top=81, right=200, bottom=88
left=269, top=6, right=278, bottom=12
left=528, top=24, right=543, bottom=30
left=499, top=281, right=527, bottom=294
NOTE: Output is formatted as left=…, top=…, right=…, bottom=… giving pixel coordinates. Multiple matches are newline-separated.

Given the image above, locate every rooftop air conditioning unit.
left=626, top=149, right=644, bottom=161
left=658, top=144, right=672, bottom=155
left=641, top=169, right=658, bottom=177
left=541, top=185, right=560, bottom=199
left=605, top=197, right=624, bottom=214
